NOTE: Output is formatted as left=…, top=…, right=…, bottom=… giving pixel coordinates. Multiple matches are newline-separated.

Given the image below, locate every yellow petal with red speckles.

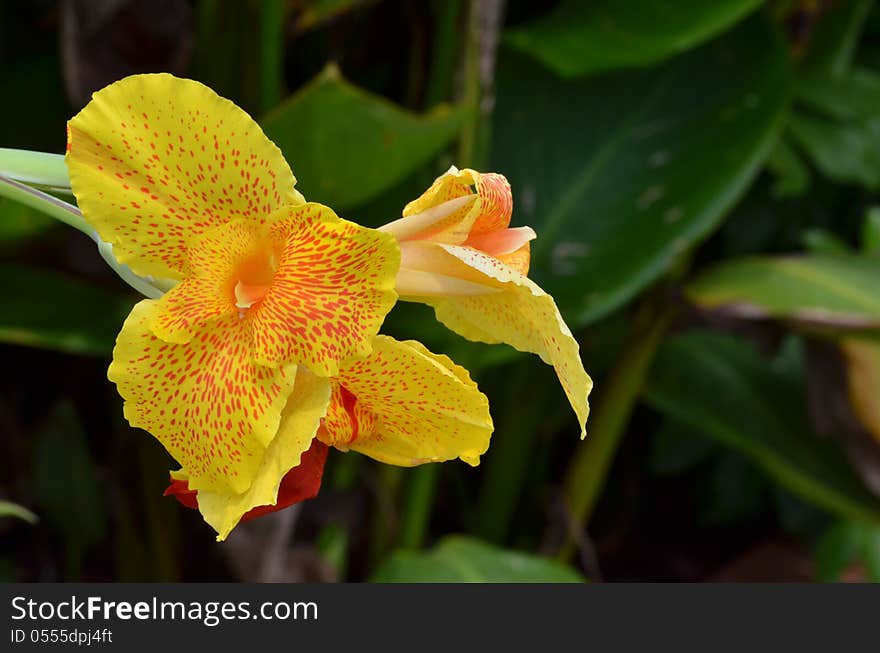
left=427, top=245, right=592, bottom=438
left=467, top=172, right=513, bottom=237
left=66, top=73, right=302, bottom=280
left=197, top=368, right=331, bottom=541
left=322, top=335, right=493, bottom=466
left=109, top=299, right=297, bottom=494
left=250, top=203, right=400, bottom=376
left=385, top=167, right=513, bottom=246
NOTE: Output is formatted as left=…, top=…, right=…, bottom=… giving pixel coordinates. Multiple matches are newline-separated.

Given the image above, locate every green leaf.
left=262, top=65, right=466, bottom=211
left=504, top=0, right=763, bottom=78
left=0, top=197, right=54, bottom=243
left=32, top=402, right=107, bottom=578
left=0, top=263, right=133, bottom=356
left=644, top=330, right=880, bottom=524
left=799, top=0, right=873, bottom=77
left=493, top=17, right=790, bottom=325
left=371, top=535, right=585, bottom=582
left=802, top=228, right=851, bottom=255
left=0, top=500, right=38, bottom=524
left=814, top=519, right=880, bottom=582
left=796, top=67, right=880, bottom=121
left=686, top=254, right=880, bottom=331
left=766, top=137, right=811, bottom=198
left=863, top=206, right=880, bottom=254
left=787, top=111, right=880, bottom=189
left=814, top=520, right=862, bottom=581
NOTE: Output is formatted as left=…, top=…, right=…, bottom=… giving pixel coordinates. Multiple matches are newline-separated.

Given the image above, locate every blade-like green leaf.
left=0, top=197, right=54, bottom=243
left=787, top=111, right=880, bottom=189
left=645, top=331, right=880, bottom=524
left=262, top=65, right=466, bottom=211
left=504, top=0, right=763, bottom=78
left=0, top=500, right=38, bottom=524
left=0, top=263, right=133, bottom=356
left=796, top=67, right=880, bottom=121
left=492, top=17, right=790, bottom=326
left=798, top=0, right=873, bottom=77
left=686, top=254, right=880, bottom=331
left=371, top=535, right=585, bottom=583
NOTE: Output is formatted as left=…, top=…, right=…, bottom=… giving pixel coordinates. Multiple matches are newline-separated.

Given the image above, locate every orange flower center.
left=233, top=242, right=280, bottom=310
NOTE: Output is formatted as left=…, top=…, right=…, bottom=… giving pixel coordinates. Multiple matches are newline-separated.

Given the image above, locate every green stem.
left=399, top=465, right=439, bottom=549
left=259, top=0, right=286, bottom=112
left=457, top=1, right=481, bottom=167
left=457, top=0, right=503, bottom=168
left=0, top=175, right=88, bottom=235
left=0, top=176, right=166, bottom=298
left=425, top=0, right=463, bottom=107
left=557, top=304, right=675, bottom=562
left=0, top=148, right=70, bottom=190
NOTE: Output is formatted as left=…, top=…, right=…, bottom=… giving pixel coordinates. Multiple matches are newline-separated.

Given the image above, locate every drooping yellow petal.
left=196, top=368, right=332, bottom=541
left=319, top=335, right=493, bottom=466
left=66, top=73, right=302, bottom=280
left=250, top=204, right=401, bottom=376
left=426, top=245, right=592, bottom=437
left=109, top=300, right=296, bottom=494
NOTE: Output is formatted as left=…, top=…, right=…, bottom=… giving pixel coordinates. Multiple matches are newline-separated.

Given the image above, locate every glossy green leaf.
left=371, top=535, right=585, bottom=582
left=645, top=331, right=880, bottom=524
left=686, top=254, right=880, bottom=331
left=0, top=500, right=38, bottom=524
left=0, top=263, right=133, bottom=356
left=504, top=0, right=763, bottom=78
left=262, top=65, right=466, bottom=211
left=493, top=18, right=790, bottom=325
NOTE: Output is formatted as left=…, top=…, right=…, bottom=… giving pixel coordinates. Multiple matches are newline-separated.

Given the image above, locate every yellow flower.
left=170, top=336, right=493, bottom=540
left=67, top=73, right=399, bottom=498
left=67, top=74, right=493, bottom=540
left=380, top=166, right=593, bottom=436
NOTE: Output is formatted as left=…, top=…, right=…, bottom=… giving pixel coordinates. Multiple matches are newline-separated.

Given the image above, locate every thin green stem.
left=0, top=176, right=166, bottom=298
left=457, top=1, right=481, bottom=167
left=0, top=148, right=70, bottom=189
left=0, top=176, right=89, bottom=234
left=556, top=304, right=675, bottom=562
left=259, top=0, right=286, bottom=112
left=457, top=0, right=504, bottom=168
left=399, top=465, right=439, bottom=549
left=425, top=0, right=464, bottom=107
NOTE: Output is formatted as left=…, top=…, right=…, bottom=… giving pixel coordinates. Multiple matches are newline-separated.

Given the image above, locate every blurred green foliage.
left=3, top=0, right=880, bottom=582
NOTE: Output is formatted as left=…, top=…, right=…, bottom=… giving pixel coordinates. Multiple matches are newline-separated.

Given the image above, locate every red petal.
left=242, top=440, right=328, bottom=522
left=163, top=439, right=329, bottom=520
